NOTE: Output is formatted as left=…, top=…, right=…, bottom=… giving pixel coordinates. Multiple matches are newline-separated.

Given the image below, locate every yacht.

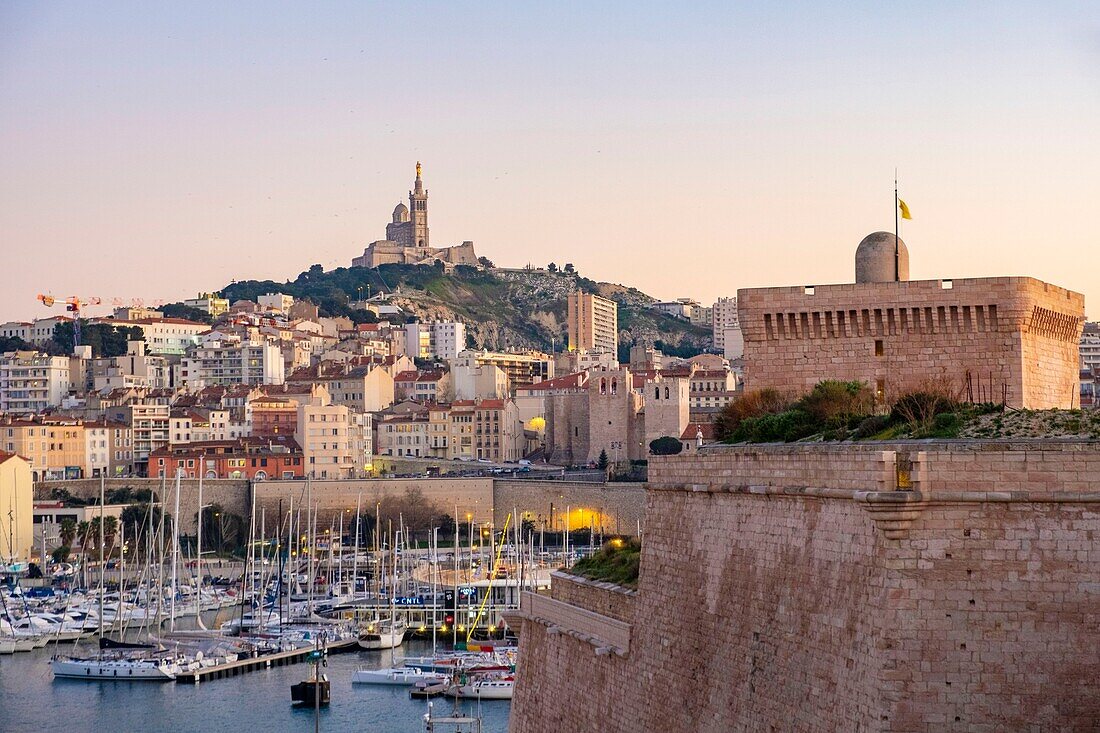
left=357, top=620, right=406, bottom=651
left=50, top=654, right=182, bottom=681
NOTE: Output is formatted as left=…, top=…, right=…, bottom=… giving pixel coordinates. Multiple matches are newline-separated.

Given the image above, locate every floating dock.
left=175, top=637, right=358, bottom=683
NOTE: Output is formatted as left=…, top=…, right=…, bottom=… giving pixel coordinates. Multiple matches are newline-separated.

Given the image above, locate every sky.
left=2, top=2, right=1099, bottom=321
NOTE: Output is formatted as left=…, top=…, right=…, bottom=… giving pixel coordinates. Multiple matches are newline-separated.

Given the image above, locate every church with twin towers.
left=351, top=162, right=480, bottom=270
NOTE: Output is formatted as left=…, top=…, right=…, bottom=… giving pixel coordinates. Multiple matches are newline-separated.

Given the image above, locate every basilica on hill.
left=351, top=162, right=479, bottom=270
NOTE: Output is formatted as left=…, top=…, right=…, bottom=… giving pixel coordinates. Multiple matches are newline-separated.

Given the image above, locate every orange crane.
left=36, top=294, right=164, bottom=351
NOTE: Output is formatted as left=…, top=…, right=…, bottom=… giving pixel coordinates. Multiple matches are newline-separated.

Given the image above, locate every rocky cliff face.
left=221, top=263, right=712, bottom=357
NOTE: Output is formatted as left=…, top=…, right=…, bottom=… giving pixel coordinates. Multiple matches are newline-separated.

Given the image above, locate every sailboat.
left=357, top=526, right=406, bottom=650
left=50, top=474, right=183, bottom=682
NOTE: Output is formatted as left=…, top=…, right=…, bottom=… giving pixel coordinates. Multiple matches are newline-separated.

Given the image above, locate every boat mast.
left=306, top=477, right=313, bottom=617
left=195, top=461, right=206, bottom=629
left=98, top=473, right=105, bottom=641
left=170, top=470, right=181, bottom=631
left=351, top=493, right=361, bottom=598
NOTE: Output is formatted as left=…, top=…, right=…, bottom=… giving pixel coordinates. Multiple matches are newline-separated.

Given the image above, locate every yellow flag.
left=898, top=198, right=912, bottom=220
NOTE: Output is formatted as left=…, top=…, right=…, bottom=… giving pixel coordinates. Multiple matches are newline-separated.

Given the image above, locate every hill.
left=220, top=263, right=712, bottom=361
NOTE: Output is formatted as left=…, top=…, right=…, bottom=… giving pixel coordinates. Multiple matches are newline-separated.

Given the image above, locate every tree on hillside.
left=52, top=322, right=144, bottom=357
left=0, top=335, right=37, bottom=352
left=547, top=263, right=558, bottom=273
left=648, top=436, right=683, bottom=455
left=477, top=256, right=495, bottom=268
left=563, top=263, right=575, bottom=274
left=161, top=303, right=213, bottom=323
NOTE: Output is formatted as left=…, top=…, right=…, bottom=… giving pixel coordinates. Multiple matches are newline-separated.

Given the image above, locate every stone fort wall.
left=36, top=476, right=648, bottom=542
left=738, top=276, right=1084, bottom=408
left=509, top=442, right=1100, bottom=732
left=37, top=478, right=250, bottom=535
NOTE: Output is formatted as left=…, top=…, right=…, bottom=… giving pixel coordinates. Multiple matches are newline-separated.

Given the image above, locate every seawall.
left=509, top=441, right=1100, bottom=732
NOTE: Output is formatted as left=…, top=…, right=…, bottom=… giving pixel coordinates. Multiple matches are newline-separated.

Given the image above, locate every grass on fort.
left=567, top=538, right=641, bottom=588
left=714, top=380, right=1100, bottom=444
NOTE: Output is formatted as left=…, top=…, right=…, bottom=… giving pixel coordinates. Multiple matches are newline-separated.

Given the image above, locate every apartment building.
left=183, top=293, right=229, bottom=319
left=105, top=402, right=170, bottom=475
left=455, top=350, right=553, bottom=394
left=150, top=436, right=304, bottom=480
left=286, top=362, right=395, bottom=412
left=181, top=339, right=284, bottom=388
left=711, top=296, right=743, bottom=359
left=83, top=420, right=133, bottom=477
left=294, top=400, right=355, bottom=479
left=90, top=340, right=171, bottom=392
left=0, top=351, right=71, bottom=414
left=567, top=292, right=618, bottom=354
left=1, top=418, right=84, bottom=480
left=404, top=321, right=466, bottom=361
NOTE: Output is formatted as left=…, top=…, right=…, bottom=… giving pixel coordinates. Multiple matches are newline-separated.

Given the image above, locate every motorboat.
left=452, top=675, right=514, bottom=700
left=352, top=666, right=446, bottom=686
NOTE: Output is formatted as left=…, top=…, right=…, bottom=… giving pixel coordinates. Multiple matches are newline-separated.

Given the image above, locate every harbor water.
left=0, top=638, right=511, bottom=733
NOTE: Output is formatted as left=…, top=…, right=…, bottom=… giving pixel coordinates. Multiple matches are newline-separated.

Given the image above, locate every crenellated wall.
left=737, top=276, right=1084, bottom=408
left=509, top=442, right=1100, bottom=732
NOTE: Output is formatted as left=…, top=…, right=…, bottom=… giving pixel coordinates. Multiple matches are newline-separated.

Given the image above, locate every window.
left=874, top=340, right=884, bottom=357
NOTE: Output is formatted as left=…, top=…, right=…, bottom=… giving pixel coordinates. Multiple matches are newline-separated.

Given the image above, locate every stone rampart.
left=253, top=478, right=493, bottom=536
left=548, top=570, right=635, bottom=623
left=510, top=441, right=1100, bottom=732
left=492, top=479, right=646, bottom=536
left=36, top=478, right=250, bottom=534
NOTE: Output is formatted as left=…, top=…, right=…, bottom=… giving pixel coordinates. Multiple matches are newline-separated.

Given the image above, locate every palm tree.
left=76, top=521, right=92, bottom=556
left=59, top=518, right=76, bottom=548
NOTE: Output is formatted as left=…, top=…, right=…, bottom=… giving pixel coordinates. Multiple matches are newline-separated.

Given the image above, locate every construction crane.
left=36, top=294, right=164, bottom=352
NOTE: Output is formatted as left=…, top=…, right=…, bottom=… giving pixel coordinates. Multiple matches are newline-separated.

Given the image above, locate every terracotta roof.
left=523, top=372, right=587, bottom=392
left=680, top=422, right=716, bottom=441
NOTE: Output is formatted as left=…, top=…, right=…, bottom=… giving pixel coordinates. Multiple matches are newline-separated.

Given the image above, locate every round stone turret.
left=855, top=231, right=909, bottom=283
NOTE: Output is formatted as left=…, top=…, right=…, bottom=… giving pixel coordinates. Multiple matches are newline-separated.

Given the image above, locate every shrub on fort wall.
left=568, top=538, right=641, bottom=588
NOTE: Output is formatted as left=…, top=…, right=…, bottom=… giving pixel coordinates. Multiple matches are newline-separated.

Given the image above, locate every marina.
left=0, top=639, right=511, bottom=733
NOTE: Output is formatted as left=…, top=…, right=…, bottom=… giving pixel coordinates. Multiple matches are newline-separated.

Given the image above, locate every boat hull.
left=454, top=681, right=514, bottom=700
left=50, top=658, right=178, bottom=681
left=356, top=629, right=405, bottom=650
left=351, top=667, right=444, bottom=686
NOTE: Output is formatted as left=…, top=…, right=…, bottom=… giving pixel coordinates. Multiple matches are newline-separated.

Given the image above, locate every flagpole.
left=894, top=169, right=900, bottom=282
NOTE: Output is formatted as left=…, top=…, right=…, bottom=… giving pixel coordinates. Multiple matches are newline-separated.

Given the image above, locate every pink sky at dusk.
left=2, top=2, right=1099, bottom=322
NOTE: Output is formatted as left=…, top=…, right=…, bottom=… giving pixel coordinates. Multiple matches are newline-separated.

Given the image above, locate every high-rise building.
left=404, top=321, right=466, bottom=362
left=567, top=292, right=618, bottom=355
left=712, top=296, right=743, bottom=359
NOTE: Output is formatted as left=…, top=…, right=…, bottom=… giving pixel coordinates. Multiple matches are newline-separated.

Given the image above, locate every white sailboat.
left=352, top=666, right=445, bottom=686
left=356, top=618, right=407, bottom=650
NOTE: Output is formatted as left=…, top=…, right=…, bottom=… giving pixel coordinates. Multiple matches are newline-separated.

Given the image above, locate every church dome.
left=855, top=231, right=909, bottom=283
left=392, top=202, right=409, bottom=223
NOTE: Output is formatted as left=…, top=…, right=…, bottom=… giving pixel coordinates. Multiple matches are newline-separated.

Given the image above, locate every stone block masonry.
left=36, top=476, right=648, bottom=542
left=509, top=442, right=1100, bottom=732
left=37, top=478, right=250, bottom=535
left=738, top=276, right=1084, bottom=408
